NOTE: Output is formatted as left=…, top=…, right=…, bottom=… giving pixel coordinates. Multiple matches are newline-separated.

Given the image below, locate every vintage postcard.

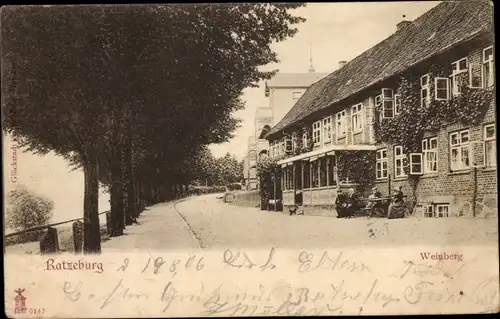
left=2, top=1, right=498, bottom=317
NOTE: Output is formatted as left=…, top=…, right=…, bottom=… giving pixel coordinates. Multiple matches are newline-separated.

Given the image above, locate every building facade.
left=243, top=71, right=329, bottom=190
left=265, top=1, right=496, bottom=218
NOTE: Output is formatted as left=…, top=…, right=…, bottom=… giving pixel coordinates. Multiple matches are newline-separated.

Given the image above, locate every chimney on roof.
left=397, top=20, right=412, bottom=31
left=338, top=61, right=347, bottom=69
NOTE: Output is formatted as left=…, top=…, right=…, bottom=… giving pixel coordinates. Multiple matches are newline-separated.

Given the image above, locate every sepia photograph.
left=2, top=1, right=498, bottom=317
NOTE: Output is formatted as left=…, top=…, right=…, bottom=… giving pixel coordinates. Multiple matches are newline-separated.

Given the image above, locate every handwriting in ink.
left=117, top=258, right=129, bottom=272
left=298, top=251, right=371, bottom=274
left=222, top=248, right=276, bottom=271
left=100, top=278, right=149, bottom=309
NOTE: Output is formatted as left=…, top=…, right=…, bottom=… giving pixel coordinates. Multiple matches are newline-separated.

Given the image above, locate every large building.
left=265, top=1, right=496, bottom=218
left=243, top=69, right=329, bottom=190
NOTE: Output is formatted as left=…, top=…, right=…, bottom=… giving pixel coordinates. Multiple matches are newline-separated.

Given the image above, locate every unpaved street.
left=6, top=194, right=498, bottom=254
left=174, top=194, right=498, bottom=249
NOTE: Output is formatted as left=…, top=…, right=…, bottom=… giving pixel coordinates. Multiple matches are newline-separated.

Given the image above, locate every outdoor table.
left=364, top=197, right=391, bottom=217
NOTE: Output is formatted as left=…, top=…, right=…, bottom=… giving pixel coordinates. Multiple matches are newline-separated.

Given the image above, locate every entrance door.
left=294, top=162, right=303, bottom=206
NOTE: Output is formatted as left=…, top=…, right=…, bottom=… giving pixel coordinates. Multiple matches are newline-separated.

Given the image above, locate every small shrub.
left=6, top=186, right=54, bottom=232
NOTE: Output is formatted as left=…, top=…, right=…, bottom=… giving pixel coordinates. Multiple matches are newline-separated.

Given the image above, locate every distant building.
left=243, top=68, right=329, bottom=190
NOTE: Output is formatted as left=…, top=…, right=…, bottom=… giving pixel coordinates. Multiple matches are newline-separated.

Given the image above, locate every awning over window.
left=277, top=144, right=377, bottom=165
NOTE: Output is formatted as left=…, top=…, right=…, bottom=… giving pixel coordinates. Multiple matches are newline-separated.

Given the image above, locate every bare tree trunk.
left=110, top=143, right=125, bottom=236
left=109, top=110, right=125, bottom=235
left=83, top=153, right=101, bottom=254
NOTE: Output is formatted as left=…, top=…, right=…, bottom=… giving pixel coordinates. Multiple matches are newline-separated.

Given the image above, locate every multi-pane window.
left=484, top=124, right=496, bottom=167
left=302, top=131, right=309, bottom=149
left=312, top=121, right=322, bottom=146
left=275, top=140, right=281, bottom=157
left=284, top=166, right=293, bottom=190
left=436, top=205, right=449, bottom=218
left=394, top=146, right=407, bottom=178
left=376, top=149, right=388, bottom=180
left=420, top=74, right=430, bottom=107
left=434, top=77, right=450, bottom=100
left=450, top=58, right=469, bottom=96
left=483, top=46, right=494, bottom=88
left=424, top=204, right=450, bottom=218
left=381, top=88, right=395, bottom=119
left=304, top=162, right=310, bottom=188
left=327, top=156, right=337, bottom=186
left=320, top=158, right=327, bottom=187
left=323, top=117, right=332, bottom=143
left=284, top=136, right=292, bottom=153
left=422, top=137, right=438, bottom=174
left=311, top=160, right=319, bottom=187
left=351, top=104, right=363, bottom=133
left=336, top=111, right=346, bottom=137
left=291, top=132, right=298, bottom=152
left=450, top=130, right=470, bottom=171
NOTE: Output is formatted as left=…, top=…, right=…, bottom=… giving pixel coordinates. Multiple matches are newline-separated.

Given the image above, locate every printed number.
left=29, top=308, right=46, bottom=314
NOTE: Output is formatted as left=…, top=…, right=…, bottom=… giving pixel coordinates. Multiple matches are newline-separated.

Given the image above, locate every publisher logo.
left=14, top=288, right=27, bottom=314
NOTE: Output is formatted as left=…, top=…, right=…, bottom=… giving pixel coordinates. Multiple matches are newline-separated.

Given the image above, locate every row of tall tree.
left=193, top=150, right=244, bottom=187
left=2, top=4, right=305, bottom=253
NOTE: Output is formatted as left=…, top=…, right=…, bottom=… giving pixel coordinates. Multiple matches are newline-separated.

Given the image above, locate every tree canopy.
left=1, top=4, right=305, bottom=253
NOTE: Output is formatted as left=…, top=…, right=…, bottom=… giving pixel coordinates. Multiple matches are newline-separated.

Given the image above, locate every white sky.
left=3, top=2, right=440, bottom=225
left=209, top=1, right=441, bottom=160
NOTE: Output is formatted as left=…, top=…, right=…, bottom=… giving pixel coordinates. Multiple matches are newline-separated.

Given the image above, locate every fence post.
left=72, top=221, right=84, bottom=254
left=40, top=227, right=59, bottom=255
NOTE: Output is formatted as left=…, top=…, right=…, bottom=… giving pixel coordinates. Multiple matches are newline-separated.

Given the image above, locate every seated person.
left=345, top=188, right=359, bottom=218
left=388, top=187, right=405, bottom=219
left=366, top=187, right=382, bottom=209
left=335, top=189, right=348, bottom=218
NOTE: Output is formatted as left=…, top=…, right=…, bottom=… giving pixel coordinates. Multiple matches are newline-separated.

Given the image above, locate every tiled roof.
left=265, top=72, right=330, bottom=88
left=267, top=0, right=493, bottom=137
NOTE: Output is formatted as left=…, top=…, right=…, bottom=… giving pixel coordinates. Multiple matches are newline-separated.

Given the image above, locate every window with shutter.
left=394, top=94, right=401, bottom=115
left=420, top=74, right=431, bottom=107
